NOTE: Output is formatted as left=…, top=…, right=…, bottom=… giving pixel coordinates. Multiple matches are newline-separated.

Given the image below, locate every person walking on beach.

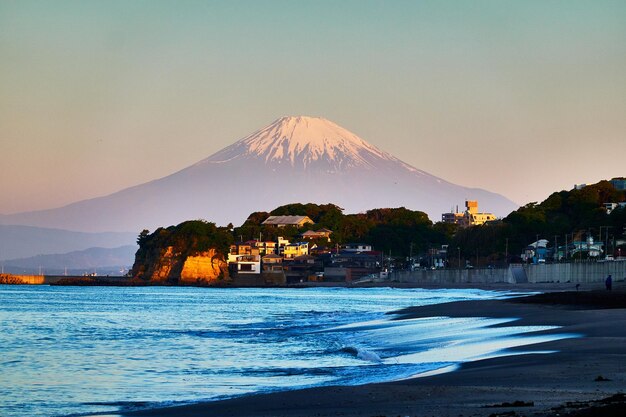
left=605, top=274, right=612, bottom=291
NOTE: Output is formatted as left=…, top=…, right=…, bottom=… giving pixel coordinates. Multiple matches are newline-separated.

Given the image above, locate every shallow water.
left=0, top=286, right=572, bottom=417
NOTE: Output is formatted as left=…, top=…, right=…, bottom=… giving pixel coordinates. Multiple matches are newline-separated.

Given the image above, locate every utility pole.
left=457, top=247, right=461, bottom=269
left=505, top=238, right=508, bottom=265
left=554, top=235, right=558, bottom=262
left=536, top=234, right=540, bottom=263
left=565, top=234, right=568, bottom=260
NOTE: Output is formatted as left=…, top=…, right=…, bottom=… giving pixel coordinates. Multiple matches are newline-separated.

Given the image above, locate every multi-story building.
left=228, top=242, right=259, bottom=263
left=441, top=200, right=496, bottom=227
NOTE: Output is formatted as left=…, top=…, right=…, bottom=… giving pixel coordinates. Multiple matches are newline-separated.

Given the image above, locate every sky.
left=1, top=0, right=625, bottom=214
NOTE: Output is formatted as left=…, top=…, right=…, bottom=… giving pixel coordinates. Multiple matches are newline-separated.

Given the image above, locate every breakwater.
left=392, top=260, right=626, bottom=285
left=0, top=274, right=121, bottom=285
left=0, top=274, right=46, bottom=284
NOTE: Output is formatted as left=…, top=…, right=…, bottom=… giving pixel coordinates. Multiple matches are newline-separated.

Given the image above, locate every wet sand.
left=124, top=283, right=626, bottom=417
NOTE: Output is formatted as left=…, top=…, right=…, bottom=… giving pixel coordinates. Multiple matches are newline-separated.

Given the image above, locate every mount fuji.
left=1, top=116, right=518, bottom=233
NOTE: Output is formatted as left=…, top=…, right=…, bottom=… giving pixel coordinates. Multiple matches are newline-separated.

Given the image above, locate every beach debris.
left=594, top=375, right=611, bottom=381
left=552, top=393, right=626, bottom=416
left=487, top=411, right=518, bottom=417
left=484, top=400, right=534, bottom=408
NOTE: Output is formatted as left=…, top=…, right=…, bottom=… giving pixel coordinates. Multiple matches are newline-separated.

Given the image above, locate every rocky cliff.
left=130, top=220, right=232, bottom=285
left=133, top=246, right=228, bottom=285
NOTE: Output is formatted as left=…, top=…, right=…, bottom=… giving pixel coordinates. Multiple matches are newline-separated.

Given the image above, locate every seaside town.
left=226, top=181, right=626, bottom=286
left=2, top=178, right=625, bottom=287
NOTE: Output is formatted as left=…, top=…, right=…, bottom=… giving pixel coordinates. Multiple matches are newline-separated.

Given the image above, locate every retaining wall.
left=392, top=260, right=626, bottom=285
left=523, top=261, right=626, bottom=283
left=392, top=268, right=516, bottom=284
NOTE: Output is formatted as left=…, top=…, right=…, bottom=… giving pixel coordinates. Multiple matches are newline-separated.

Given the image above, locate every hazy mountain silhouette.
left=0, top=225, right=136, bottom=261
left=0, top=116, right=518, bottom=233
left=2, top=245, right=136, bottom=276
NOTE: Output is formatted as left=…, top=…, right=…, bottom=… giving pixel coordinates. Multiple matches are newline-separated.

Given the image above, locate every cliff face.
left=132, top=246, right=228, bottom=285
left=180, top=250, right=228, bottom=284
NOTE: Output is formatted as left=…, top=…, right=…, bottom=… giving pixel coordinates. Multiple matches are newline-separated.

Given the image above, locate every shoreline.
left=4, top=275, right=612, bottom=294
left=119, top=284, right=626, bottom=417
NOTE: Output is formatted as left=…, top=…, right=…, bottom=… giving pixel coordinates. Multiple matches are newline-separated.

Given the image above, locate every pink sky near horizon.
left=1, top=1, right=625, bottom=215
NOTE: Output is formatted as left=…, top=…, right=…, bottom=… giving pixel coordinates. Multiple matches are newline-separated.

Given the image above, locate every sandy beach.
left=124, top=282, right=626, bottom=417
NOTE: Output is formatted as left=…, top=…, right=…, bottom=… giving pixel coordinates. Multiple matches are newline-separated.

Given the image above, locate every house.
left=521, top=239, right=549, bottom=263
left=228, top=242, right=262, bottom=274
left=310, top=245, right=332, bottom=256
left=604, top=202, right=626, bottom=215
left=568, top=237, right=604, bottom=258
left=324, top=252, right=381, bottom=282
left=262, top=253, right=284, bottom=272
left=283, top=242, right=309, bottom=259
left=276, top=236, right=290, bottom=255
left=300, top=228, right=333, bottom=242
left=293, top=254, right=316, bottom=264
left=341, top=243, right=372, bottom=253
left=262, top=215, right=314, bottom=228
left=245, top=240, right=277, bottom=255
left=232, top=254, right=261, bottom=274
left=283, top=254, right=322, bottom=283
left=228, top=242, right=260, bottom=264
left=441, top=200, right=496, bottom=227
left=610, top=177, right=626, bottom=190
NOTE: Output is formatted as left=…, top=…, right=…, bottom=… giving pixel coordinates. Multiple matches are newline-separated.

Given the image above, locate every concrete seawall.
left=3, top=261, right=626, bottom=286
left=0, top=274, right=46, bottom=284
left=0, top=274, right=102, bottom=285
left=392, top=260, right=626, bottom=285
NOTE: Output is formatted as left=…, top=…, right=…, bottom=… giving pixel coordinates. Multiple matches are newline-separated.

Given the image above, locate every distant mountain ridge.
left=0, top=225, right=136, bottom=261
left=2, top=245, right=136, bottom=275
left=0, top=116, right=518, bottom=233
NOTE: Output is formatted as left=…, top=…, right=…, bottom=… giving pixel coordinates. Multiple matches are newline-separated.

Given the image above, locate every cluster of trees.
left=236, top=203, right=451, bottom=258
left=134, top=180, right=626, bottom=270
left=136, top=220, right=234, bottom=256
left=133, top=220, right=234, bottom=277
left=453, top=180, right=626, bottom=264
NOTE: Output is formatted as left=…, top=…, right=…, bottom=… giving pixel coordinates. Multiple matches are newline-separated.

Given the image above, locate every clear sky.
left=1, top=0, right=625, bottom=214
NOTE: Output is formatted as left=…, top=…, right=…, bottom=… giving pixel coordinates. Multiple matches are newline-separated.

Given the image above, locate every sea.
left=0, top=286, right=574, bottom=417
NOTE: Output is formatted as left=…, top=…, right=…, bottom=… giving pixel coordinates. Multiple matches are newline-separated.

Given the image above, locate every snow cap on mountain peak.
left=205, top=115, right=406, bottom=171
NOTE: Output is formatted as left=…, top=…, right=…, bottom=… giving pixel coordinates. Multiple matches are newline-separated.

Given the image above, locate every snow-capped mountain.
left=1, top=116, right=518, bottom=233
left=204, top=116, right=418, bottom=173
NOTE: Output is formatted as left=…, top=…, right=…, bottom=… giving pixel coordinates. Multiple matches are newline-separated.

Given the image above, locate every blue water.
left=0, top=286, right=573, bottom=417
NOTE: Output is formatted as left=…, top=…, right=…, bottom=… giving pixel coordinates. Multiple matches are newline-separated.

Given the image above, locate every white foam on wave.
left=329, top=315, right=580, bottom=384
left=356, top=348, right=383, bottom=363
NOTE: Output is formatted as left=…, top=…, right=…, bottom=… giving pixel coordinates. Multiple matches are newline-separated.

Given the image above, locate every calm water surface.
left=0, top=286, right=571, bottom=417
